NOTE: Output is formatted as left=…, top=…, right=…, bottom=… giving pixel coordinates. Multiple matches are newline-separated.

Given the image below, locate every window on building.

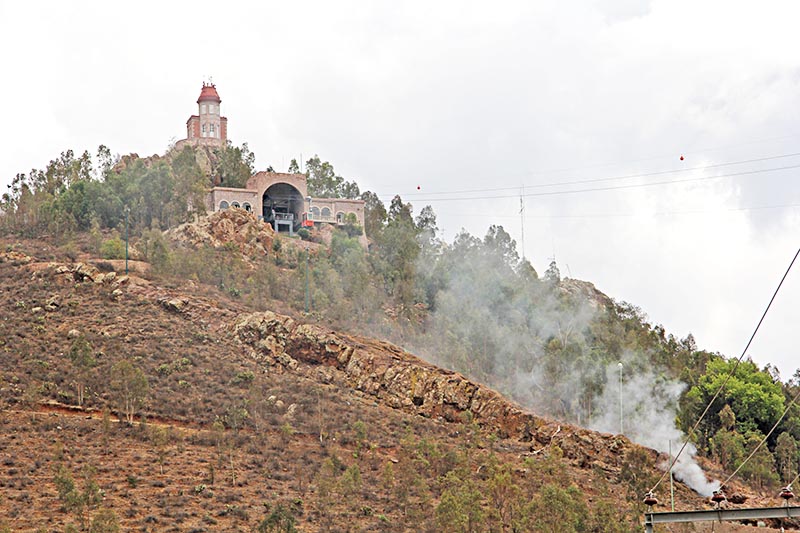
left=310, top=206, right=320, bottom=219
left=336, top=212, right=344, bottom=223
left=231, top=202, right=240, bottom=208
left=219, top=201, right=229, bottom=210
left=201, top=104, right=207, bottom=114
left=321, top=207, right=331, bottom=218
left=243, top=203, right=252, bottom=212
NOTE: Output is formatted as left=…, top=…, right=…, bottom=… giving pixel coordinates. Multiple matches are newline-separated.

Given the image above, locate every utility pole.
left=669, top=440, right=675, bottom=511
left=304, top=249, right=310, bottom=313
left=519, top=186, right=526, bottom=261
left=618, top=362, right=623, bottom=435
left=125, top=206, right=130, bottom=275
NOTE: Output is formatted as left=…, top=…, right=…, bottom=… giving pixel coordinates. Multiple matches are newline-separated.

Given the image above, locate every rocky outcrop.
left=0, top=250, right=33, bottom=265
left=233, top=310, right=639, bottom=471
left=166, top=209, right=274, bottom=257
left=559, top=278, right=614, bottom=310
left=159, top=296, right=189, bottom=313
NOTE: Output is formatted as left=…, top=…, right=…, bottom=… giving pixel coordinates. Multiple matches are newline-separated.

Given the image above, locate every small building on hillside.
left=177, top=82, right=366, bottom=240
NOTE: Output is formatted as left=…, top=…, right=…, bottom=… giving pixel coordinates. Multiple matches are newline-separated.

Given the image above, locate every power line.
left=508, top=131, right=800, bottom=179
left=394, top=151, right=800, bottom=199
left=649, top=247, right=800, bottom=495
left=433, top=201, right=800, bottom=221
left=383, top=163, right=800, bottom=203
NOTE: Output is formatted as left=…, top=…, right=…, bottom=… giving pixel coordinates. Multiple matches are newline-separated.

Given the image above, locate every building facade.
left=186, top=83, right=367, bottom=240
left=180, top=82, right=228, bottom=148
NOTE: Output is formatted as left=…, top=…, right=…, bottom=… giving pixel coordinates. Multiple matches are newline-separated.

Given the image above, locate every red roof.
left=197, top=83, right=221, bottom=103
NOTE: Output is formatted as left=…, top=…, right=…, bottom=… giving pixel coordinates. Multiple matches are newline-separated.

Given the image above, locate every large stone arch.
left=262, top=182, right=304, bottom=234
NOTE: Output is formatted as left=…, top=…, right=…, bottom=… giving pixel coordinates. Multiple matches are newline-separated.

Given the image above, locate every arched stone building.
left=192, top=83, right=367, bottom=240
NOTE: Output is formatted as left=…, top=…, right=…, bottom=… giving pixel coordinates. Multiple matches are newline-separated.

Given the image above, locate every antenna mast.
left=519, top=186, right=526, bottom=261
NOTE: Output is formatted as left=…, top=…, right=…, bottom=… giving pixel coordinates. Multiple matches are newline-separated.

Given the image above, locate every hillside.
left=0, top=232, right=787, bottom=532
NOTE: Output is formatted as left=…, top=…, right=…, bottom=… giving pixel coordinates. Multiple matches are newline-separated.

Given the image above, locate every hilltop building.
left=178, top=82, right=228, bottom=148
left=177, top=82, right=366, bottom=240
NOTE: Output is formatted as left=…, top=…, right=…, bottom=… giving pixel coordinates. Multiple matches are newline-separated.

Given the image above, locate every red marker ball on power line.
left=680, top=155, right=684, bottom=161
left=417, top=185, right=421, bottom=190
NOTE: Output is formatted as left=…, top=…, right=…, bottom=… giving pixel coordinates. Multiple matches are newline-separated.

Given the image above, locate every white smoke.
left=588, top=359, right=721, bottom=497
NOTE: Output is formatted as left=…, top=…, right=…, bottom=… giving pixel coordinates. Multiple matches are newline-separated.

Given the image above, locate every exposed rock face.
left=233, top=310, right=639, bottom=471
left=559, top=278, right=614, bottom=310
left=166, top=209, right=274, bottom=257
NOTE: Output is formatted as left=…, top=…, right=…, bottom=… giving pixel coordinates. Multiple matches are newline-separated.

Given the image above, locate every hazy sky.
left=2, top=0, right=800, bottom=379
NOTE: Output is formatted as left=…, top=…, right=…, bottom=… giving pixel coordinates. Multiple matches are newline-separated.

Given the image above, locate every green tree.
left=683, top=358, right=785, bottom=450
left=110, top=360, right=149, bottom=424
left=169, top=145, right=207, bottom=221
left=340, top=464, right=362, bottom=497
left=523, top=484, right=588, bottom=533
left=67, top=334, right=96, bottom=406
left=304, top=155, right=359, bottom=199
left=775, top=432, right=798, bottom=483
left=371, top=195, right=420, bottom=314
left=738, top=433, right=779, bottom=489
left=53, top=464, right=103, bottom=530
left=100, top=236, right=126, bottom=259
left=359, top=190, right=387, bottom=238
left=710, top=428, right=745, bottom=471
left=212, top=141, right=256, bottom=188
left=487, top=466, right=521, bottom=529
left=435, top=471, right=484, bottom=533
left=544, top=259, right=561, bottom=284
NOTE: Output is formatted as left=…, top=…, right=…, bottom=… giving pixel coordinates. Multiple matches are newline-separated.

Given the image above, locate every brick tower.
left=185, top=82, right=228, bottom=146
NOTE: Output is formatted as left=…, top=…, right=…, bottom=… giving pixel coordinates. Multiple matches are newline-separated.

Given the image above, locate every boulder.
left=160, top=297, right=188, bottom=313
left=45, top=295, right=60, bottom=311
left=73, top=263, right=100, bottom=282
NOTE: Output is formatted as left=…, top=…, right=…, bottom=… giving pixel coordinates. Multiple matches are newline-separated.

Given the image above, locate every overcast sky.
left=2, top=0, right=799, bottom=379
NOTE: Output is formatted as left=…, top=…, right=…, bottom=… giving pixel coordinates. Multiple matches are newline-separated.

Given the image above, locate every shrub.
left=232, top=371, right=255, bottom=386
left=100, top=237, right=126, bottom=260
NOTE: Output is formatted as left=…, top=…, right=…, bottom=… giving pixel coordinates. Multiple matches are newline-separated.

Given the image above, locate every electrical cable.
left=394, top=151, right=800, bottom=198
left=433, top=201, right=800, bottom=221
left=721, top=386, right=800, bottom=487
left=384, top=163, right=800, bottom=203
left=649, top=247, right=800, bottom=495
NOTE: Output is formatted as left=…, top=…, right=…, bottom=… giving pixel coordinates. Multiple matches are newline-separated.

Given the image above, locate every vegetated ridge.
left=0, top=229, right=786, bottom=533
left=2, top=144, right=799, bottom=531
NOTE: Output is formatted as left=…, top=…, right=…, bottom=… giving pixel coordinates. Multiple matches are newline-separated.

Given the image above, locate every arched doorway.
left=263, top=183, right=304, bottom=234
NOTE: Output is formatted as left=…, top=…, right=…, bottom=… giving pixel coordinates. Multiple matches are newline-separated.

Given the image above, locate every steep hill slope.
left=0, top=240, right=784, bottom=532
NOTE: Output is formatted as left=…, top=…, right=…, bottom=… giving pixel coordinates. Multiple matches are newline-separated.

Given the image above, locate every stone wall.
left=208, top=187, right=259, bottom=213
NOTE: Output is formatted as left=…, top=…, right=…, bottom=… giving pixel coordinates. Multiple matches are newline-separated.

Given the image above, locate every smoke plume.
left=587, top=359, right=721, bottom=497
left=407, top=228, right=719, bottom=496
